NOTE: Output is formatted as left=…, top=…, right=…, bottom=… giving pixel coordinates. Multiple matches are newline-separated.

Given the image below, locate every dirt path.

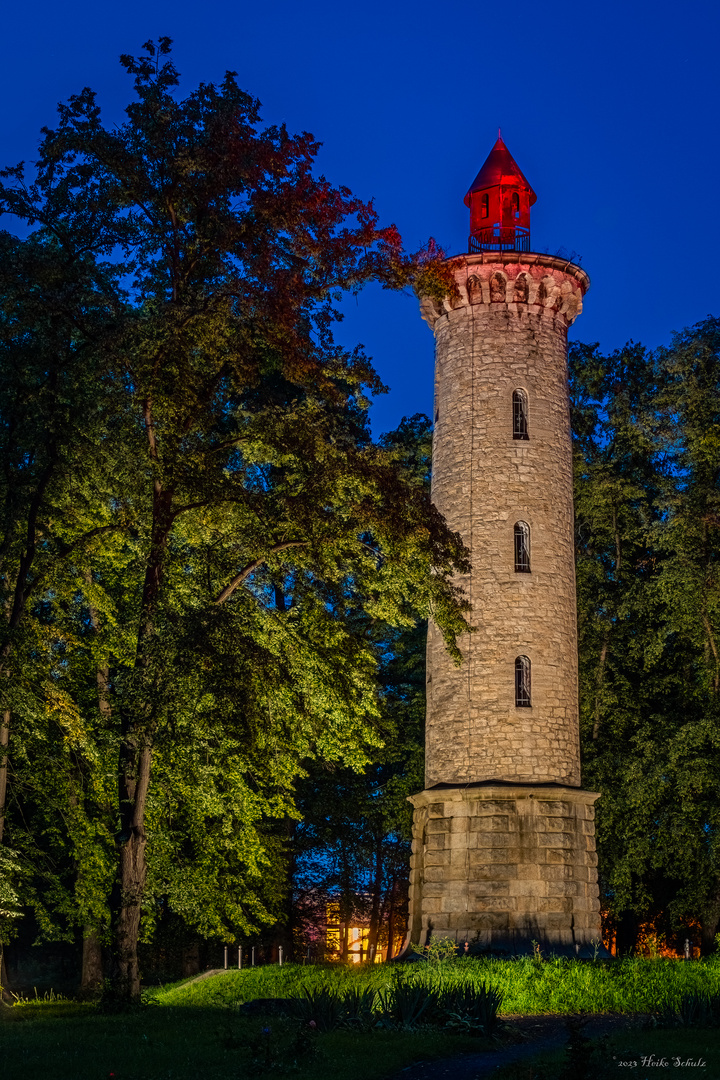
left=394, top=1014, right=639, bottom=1080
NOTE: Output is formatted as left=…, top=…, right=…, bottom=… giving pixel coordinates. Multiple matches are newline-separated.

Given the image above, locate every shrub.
left=410, top=937, right=461, bottom=964
left=284, top=987, right=345, bottom=1032
left=440, top=980, right=504, bottom=1037
left=341, top=986, right=378, bottom=1030
left=656, top=990, right=720, bottom=1028
left=377, top=975, right=443, bottom=1028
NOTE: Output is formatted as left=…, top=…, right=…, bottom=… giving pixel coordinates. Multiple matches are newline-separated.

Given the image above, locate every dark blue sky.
left=2, top=0, right=718, bottom=433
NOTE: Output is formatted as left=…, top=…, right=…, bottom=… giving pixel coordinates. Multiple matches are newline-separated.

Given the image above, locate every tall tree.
left=289, top=416, right=432, bottom=962
left=0, top=223, right=126, bottom=991
left=572, top=322, right=720, bottom=953
left=1, top=40, right=468, bottom=1000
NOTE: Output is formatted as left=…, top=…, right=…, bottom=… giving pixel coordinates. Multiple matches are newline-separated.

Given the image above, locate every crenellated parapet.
left=420, top=252, right=589, bottom=329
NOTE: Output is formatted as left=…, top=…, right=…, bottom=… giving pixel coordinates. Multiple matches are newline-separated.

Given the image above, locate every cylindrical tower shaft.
left=422, top=252, right=589, bottom=788
left=406, top=139, right=602, bottom=955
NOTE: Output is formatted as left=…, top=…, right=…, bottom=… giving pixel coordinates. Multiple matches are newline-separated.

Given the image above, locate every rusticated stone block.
left=545, top=848, right=574, bottom=864
left=537, top=816, right=574, bottom=832
left=471, top=801, right=513, bottom=816
left=476, top=832, right=520, bottom=848
left=482, top=847, right=524, bottom=864
left=476, top=815, right=513, bottom=832
left=426, top=817, right=451, bottom=833
left=408, top=785, right=602, bottom=951
left=538, top=801, right=571, bottom=815
left=469, top=913, right=510, bottom=931
left=507, top=877, right=544, bottom=897
left=540, top=832, right=575, bottom=848
left=537, top=897, right=573, bottom=914
left=469, top=863, right=518, bottom=880
left=547, top=881, right=580, bottom=897
left=466, top=895, right=517, bottom=912
left=469, top=880, right=511, bottom=896
left=539, top=863, right=574, bottom=881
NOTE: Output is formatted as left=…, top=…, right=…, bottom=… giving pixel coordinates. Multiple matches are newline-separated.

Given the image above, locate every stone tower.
left=407, top=136, right=602, bottom=953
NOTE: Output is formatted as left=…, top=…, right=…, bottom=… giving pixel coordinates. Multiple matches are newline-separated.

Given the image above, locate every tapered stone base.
left=408, top=785, right=602, bottom=954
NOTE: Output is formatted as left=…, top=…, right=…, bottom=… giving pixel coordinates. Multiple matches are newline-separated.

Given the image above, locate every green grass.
left=0, top=1002, right=485, bottom=1080
left=154, top=955, right=720, bottom=1015
left=4, top=958, right=720, bottom=1080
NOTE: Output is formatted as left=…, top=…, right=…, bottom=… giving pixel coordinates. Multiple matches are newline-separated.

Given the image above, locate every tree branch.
left=214, top=541, right=308, bottom=605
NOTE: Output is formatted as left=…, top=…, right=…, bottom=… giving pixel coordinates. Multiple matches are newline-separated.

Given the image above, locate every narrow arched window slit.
left=512, top=388, right=529, bottom=440
left=514, top=521, right=531, bottom=573
left=515, top=655, right=531, bottom=707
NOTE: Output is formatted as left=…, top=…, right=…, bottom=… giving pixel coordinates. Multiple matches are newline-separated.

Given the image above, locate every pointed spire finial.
left=498, top=127, right=502, bottom=139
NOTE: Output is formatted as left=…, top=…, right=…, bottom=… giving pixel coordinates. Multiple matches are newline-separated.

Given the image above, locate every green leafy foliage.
left=410, top=935, right=461, bottom=964
left=571, top=318, right=720, bottom=951
left=0, top=38, right=469, bottom=999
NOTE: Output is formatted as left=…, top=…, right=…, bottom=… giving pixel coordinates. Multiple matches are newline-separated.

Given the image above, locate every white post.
left=251, top=946, right=255, bottom=967
left=278, top=945, right=283, bottom=966
left=224, top=946, right=228, bottom=969
left=238, top=945, right=242, bottom=970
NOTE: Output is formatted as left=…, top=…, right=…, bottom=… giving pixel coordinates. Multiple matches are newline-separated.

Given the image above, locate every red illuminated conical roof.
left=464, top=135, right=537, bottom=208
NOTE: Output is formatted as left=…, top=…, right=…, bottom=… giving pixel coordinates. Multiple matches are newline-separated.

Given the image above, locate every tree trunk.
left=114, top=742, right=152, bottom=1001
left=615, top=910, right=639, bottom=957
left=0, top=707, right=11, bottom=1002
left=182, top=942, right=200, bottom=977
left=109, top=461, right=172, bottom=1002
left=702, top=613, right=720, bottom=694
left=592, top=507, right=621, bottom=741
left=592, top=635, right=610, bottom=741
left=386, top=877, right=397, bottom=960
left=75, top=575, right=111, bottom=1000
left=80, top=929, right=104, bottom=996
left=0, top=708, right=8, bottom=844
left=700, top=889, right=720, bottom=955
left=367, top=833, right=383, bottom=961
left=115, top=836, right=149, bottom=999
left=0, top=942, right=10, bottom=1004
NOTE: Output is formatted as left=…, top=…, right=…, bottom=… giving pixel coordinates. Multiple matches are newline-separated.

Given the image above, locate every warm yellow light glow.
left=325, top=902, right=384, bottom=962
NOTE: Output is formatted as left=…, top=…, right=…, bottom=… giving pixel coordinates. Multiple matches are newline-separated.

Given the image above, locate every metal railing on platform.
left=469, top=226, right=531, bottom=253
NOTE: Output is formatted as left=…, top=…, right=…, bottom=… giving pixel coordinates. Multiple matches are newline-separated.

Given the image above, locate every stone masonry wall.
left=408, top=785, right=601, bottom=950
left=421, top=252, right=589, bottom=788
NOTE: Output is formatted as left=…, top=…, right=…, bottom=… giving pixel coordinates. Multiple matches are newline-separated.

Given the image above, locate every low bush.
left=377, top=975, right=440, bottom=1027
left=279, top=968, right=503, bottom=1036
left=655, top=989, right=720, bottom=1028
left=283, top=987, right=347, bottom=1032
left=440, top=979, right=504, bottom=1036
